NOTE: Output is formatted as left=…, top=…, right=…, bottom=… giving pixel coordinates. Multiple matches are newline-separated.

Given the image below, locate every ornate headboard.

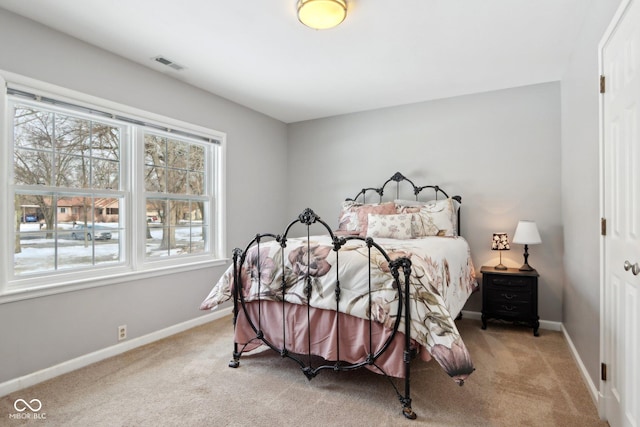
left=347, top=171, right=461, bottom=204
left=346, top=171, right=462, bottom=235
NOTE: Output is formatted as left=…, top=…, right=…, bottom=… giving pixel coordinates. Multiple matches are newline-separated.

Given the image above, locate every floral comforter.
left=200, top=235, right=478, bottom=383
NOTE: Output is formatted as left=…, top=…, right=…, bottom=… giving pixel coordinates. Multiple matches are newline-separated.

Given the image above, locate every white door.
left=601, top=1, right=640, bottom=426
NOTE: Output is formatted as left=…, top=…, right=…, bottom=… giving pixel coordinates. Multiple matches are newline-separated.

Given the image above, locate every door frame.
left=598, top=0, right=633, bottom=421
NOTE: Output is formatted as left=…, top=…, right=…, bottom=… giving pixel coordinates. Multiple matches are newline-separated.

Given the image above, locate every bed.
left=200, top=172, right=478, bottom=419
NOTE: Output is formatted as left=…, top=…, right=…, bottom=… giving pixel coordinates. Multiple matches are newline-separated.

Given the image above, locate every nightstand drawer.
left=484, top=300, right=531, bottom=317
left=487, top=275, right=534, bottom=287
left=485, top=286, right=531, bottom=304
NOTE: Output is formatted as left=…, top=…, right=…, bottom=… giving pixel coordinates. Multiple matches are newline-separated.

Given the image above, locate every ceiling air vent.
left=153, top=56, right=185, bottom=71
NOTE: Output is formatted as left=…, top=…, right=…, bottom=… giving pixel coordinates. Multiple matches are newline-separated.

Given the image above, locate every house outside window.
left=2, top=79, right=225, bottom=297
left=12, top=103, right=124, bottom=275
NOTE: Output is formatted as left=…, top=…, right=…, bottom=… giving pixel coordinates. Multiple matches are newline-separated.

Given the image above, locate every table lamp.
left=512, top=220, right=541, bottom=271
left=491, top=232, right=510, bottom=270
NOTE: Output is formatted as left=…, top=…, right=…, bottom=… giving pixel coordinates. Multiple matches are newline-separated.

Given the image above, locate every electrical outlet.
left=118, top=325, right=127, bottom=341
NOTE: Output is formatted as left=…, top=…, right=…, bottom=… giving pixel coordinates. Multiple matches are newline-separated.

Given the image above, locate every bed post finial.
left=391, top=171, right=406, bottom=182
left=298, top=208, right=320, bottom=225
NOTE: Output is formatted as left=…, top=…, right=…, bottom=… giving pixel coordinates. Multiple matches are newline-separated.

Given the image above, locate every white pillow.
left=366, top=213, right=413, bottom=239
left=412, top=198, right=456, bottom=237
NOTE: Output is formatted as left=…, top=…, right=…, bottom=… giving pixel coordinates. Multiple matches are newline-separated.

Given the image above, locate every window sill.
left=0, top=257, right=229, bottom=305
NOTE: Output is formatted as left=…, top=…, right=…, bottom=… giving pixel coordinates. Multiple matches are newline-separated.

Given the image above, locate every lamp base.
left=494, top=263, right=508, bottom=270
left=519, top=245, right=535, bottom=271
left=519, top=263, right=534, bottom=271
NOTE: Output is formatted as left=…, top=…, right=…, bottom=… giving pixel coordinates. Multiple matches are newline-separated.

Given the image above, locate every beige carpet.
left=1, top=317, right=607, bottom=427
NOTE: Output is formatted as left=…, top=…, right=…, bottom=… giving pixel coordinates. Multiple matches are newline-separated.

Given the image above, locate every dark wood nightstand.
left=480, top=266, right=540, bottom=336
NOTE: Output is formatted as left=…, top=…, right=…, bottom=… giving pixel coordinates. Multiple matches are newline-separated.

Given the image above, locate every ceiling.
left=0, top=0, right=588, bottom=123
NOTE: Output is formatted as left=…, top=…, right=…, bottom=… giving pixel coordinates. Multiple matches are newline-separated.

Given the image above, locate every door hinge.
left=601, top=362, right=607, bottom=381
left=601, top=218, right=607, bottom=236
left=600, top=75, right=606, bottom=93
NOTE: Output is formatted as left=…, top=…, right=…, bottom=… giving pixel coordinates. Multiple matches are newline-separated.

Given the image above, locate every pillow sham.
left=337, top=200, right=363, bottom=232
left=396, top=198, right=459, bottom=236
left=356, top=202, right=396, bottom=237
left=411, top=198, right=456, bottom=237
left=366, top=213, right=413, bottom=239
left=337, top=201, right=397, bottom=236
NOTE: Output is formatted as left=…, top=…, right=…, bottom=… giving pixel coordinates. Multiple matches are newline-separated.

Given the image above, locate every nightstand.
left=480, top=266, right=540, bottom=336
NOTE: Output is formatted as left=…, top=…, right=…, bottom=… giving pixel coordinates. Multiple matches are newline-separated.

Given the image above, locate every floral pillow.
left=337, top=200, right=362, bottom=232
left=337, top=201, right=397, bottom=236
left=356, top=202, right=396, bottom=237
left=366, top=213, right=413, bottom=239
left=396, top=198, right=458, bottom=237
left=412, top=198, right=456, bottom=237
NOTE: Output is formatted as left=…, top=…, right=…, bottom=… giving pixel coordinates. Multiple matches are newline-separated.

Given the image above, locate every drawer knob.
left=501, top=293, right=516, bottom=300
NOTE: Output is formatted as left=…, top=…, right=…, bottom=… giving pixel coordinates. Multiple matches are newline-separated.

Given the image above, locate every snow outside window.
left=2, top=81, right=225, bottom=298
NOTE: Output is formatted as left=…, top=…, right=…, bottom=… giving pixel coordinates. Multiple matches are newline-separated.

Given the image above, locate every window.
left=2, top=80, right=225, bottom=296
left=143, top=132, right=210, bottom=258
left=13, top=103, right=124, bottom=276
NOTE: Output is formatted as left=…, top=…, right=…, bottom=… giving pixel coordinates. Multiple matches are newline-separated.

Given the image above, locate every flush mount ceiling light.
left=297, top=0, right=347, bottom=30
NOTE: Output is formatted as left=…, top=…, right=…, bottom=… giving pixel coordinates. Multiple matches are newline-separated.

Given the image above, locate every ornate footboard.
left=201, top=172, right=477, bottom=419
left=228, top=208, right=418, bottom=419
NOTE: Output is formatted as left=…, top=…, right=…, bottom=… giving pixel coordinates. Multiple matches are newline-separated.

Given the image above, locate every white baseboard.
left=0, top=307, right=232, bottom=398
left=460, top=310, right=482, bottom=320
left=461, top=310, right=563, bottom=331
left=560, top=324, right=600, bottom=409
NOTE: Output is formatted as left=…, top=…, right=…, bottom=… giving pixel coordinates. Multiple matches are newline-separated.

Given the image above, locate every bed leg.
left=229, top=248, right=243, bottom=369
left=229, top=344, right=240, bottom=368
left=402, top=403, right=417, bottom=420
left=400, top=356, right=417, bottom=420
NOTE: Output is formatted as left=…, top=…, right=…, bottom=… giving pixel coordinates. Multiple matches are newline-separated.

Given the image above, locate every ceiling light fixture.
left=297, top=0, right=347, bottom=30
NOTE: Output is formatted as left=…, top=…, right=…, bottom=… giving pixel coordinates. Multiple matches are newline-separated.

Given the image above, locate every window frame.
left=0, top=72, right=227, bottom=303
left=136, top=128, right=218, bottom=262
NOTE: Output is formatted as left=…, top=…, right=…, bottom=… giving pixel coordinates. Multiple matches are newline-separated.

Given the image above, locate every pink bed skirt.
left=234, top=300, right=432, bottom=378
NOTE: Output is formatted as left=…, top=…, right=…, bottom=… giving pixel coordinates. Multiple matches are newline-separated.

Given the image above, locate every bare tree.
left=144, top=135, right=205, bottom=252
left=13, top=106, right=120, bottom=252
left=13, top=106, right=205, bottom=256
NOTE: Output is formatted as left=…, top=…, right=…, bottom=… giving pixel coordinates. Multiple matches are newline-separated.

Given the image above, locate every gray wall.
left=560, top=0, right=622, bottom=387
left=0, top=9, right=288, bottom=383
left=287, top=82, right=563, bottom=321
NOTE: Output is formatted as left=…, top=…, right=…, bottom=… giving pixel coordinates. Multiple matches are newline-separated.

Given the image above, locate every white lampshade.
left=297, top=0, right=347, bottom=30
left=512, top=220, right=541, bottom=245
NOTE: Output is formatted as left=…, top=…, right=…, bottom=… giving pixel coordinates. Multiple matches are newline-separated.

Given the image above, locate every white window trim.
left=0, top=71, right=227, bottom=303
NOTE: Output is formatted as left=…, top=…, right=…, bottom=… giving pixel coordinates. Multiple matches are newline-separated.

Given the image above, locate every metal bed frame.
left=227, top=172, right=462, bottom=419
